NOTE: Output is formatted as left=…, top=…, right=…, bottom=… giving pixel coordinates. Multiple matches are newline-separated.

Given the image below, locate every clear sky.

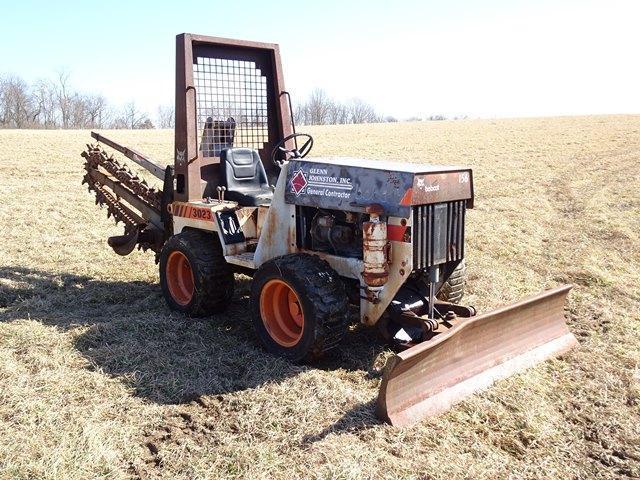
left=2, top=0, right=638, bottom=120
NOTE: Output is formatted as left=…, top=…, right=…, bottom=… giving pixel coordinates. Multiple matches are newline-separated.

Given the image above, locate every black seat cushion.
left=220, top=148, right=273, bottom=206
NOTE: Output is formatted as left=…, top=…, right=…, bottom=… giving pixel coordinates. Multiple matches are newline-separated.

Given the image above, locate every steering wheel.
left=271, top=133, right=314, bottom=167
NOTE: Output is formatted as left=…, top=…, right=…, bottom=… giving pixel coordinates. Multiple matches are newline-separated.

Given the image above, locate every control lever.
left=216, top=186, right=226, bottom=203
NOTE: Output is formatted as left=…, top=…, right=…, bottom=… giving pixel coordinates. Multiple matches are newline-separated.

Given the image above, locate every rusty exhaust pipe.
left=362, top=204, right=390, bottom=302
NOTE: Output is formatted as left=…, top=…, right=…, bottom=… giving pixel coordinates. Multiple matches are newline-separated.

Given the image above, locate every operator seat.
left=220, top=148, right=273, bottom=206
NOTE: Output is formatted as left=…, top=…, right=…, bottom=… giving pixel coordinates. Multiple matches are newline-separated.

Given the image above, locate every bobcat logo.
left=176, top=149, right=186, bottom=166
left=417, top=177, right=440, bottom=193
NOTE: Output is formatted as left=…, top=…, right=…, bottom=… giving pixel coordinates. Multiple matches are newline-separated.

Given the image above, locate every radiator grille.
left=413, top=200, right=465, bottom=270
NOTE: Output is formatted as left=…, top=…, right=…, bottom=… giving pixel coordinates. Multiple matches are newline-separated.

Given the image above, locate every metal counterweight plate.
left=376, top=284, right=576, bottom=426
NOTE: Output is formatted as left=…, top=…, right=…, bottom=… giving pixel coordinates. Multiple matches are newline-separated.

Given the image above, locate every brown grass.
left=1, top=116, right=639, bottom=479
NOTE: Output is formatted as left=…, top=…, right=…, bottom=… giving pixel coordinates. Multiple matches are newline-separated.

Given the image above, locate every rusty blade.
left=376, top=284, right=576, bottom=426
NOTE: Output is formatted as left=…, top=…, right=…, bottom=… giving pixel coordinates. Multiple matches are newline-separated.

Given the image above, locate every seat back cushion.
left=220, top=148, right=269, bottom=191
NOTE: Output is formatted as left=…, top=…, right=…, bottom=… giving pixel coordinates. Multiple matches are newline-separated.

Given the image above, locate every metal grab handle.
left=186, top=85, right=198, bottom=163
left=279, top=91, right=298, bottom=150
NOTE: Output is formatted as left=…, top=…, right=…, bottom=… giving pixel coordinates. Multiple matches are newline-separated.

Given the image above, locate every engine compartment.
left=296, top=206, right=365, bottom=259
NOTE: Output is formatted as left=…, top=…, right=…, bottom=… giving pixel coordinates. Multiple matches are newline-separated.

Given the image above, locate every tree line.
left=0, top=71, right=175, bottom=130
left=293, top=88, right=383, bottom=125
left=291, top=89, right=458, bottom=124
left=1, top=71, right=455, bottom=130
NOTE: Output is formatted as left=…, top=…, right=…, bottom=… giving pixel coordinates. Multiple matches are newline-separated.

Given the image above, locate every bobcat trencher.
left=81, top=33, right=576, bottom=426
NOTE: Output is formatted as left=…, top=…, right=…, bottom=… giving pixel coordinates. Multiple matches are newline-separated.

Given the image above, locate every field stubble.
left=0, top=116, right=639, bottom=479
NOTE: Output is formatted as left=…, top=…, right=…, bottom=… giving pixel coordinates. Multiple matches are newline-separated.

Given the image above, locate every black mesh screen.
left=193, top=57, right=269, bottom=157
left=413, top=200, right=466, bottom=270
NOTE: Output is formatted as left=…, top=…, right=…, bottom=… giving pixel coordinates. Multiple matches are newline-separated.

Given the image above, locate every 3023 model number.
left=190, top=208, right=212, bottom=220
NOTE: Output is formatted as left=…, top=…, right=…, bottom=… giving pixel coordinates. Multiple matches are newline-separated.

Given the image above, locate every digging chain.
left=81, top=145, right=159, bottom=252
left=81, top=145, right=162, bottom=209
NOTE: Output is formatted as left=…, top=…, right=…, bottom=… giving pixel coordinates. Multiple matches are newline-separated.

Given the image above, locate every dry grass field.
left=1, top=116, right=639, bottom=479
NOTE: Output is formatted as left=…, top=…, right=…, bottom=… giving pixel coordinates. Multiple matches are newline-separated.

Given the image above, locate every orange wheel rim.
left=166, top=251, right=194, bottom=306
left=259, top=279, right=304, bottom=347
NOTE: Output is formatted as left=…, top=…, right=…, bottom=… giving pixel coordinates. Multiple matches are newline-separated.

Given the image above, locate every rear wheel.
left=436, top=259, right=467, bottom=304
left=160, top=230, right=234, bottom=316
left=251, top=254, right=349, bottom=362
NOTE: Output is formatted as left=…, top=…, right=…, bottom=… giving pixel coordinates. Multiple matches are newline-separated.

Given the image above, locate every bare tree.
left=0, top=75, right=34, bottom=128
left=86, top=94, right=108, bottom=128
left=55, top=70, right=73, bottom=128
left=122, top=102, right=147, bottom=129
left=69, top=94, right=90, bottom=128
left=348, top=98, right=380, bottom=124
left=157, top=104, right=175, bottom=128
left=32, top=79, right=57, bottom=128
left=139, top=118, right=155, bottom=129
left=109, top=115, right=128, bottom=129
left=293, top=102, right=306, bottom=126
left=327, top=101, right=349, bottom=124
left=0, top=76, right=8, bottom=127
left=306, top=88, right=331, bottom=125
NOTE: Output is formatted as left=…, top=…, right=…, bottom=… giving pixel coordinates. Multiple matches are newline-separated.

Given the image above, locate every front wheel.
left=251, top=254, right=349, bottom=362
left=159, top=229, right=234, bottom=316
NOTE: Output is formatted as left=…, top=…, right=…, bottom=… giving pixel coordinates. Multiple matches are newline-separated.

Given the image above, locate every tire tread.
left=160, top=229, right=234, bottom=316
left=436, top=259, right=467, bottom=304
left=252, top=253, right=349, bottom=360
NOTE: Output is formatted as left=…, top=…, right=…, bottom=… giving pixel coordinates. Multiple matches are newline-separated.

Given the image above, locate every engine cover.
left=285, top=157, right=473, bottom=218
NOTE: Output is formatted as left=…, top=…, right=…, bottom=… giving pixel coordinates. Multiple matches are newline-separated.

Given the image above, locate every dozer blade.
left=376, top=284, right=576, bottom=426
